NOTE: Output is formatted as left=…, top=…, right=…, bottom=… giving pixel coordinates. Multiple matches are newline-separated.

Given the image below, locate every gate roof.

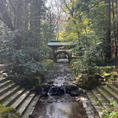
left=48, top=40, right=75, bottom=48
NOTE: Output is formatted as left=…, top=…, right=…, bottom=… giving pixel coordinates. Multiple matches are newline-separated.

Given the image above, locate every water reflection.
left=32, top=63, right=87, bottom=118
left=33, top=96, right=87, bottom=118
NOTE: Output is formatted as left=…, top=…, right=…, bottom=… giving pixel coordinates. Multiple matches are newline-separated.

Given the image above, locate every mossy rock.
left=76, top=74, right=103, bottom=90
left=110, top=71, right=118, bottom=79
left=102, top=72, right=111, bottom=77
left=101, top=71, right=118, bottom=82
left=0, top=104, right=20, bottom=118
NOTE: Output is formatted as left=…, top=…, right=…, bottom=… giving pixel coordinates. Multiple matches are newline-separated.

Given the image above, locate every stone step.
left=0, top=75, right=6, bottom=80
left=0, top=80, right=12, bottom=89
left=3, top=88, right=25, bottom=106
left=10, top=91, right=30, bottom=109
left=21, top=95, right=39, bottom=118
left=96, top=87, right=118, bottom=108
left=102, top=86, right=118, bottom=102
left=81, top=96, right=98, bottom=118
left=0, top=83, right=15, bottom=96
left=0, top=76, right=6, bottom=82
left=17, top=93, right=35, bottom=115
left=0, top=86, right=20, bottom=102
left=87, top=83, right=118, bottom=118
left=107, top=84, right=118, bottom=92
left=0, top=78, right=39, bottom=118
left=0, top=78, right=5, bottom=82
left=96, top=87, right=112, bottom=103
left=87, top=92, right=102, bottom=117
left=92, top=89, right=109, bottom=109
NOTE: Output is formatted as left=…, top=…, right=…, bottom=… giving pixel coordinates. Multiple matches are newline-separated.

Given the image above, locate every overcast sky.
left=46, top=0, right=62, bottom=12
left=46, top=0, right=52, bottom=7
left=46, top=0, right=58, bottom=7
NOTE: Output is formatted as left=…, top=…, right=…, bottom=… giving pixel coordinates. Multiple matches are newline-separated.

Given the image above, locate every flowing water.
left=32, top=63, right=88, bottom=118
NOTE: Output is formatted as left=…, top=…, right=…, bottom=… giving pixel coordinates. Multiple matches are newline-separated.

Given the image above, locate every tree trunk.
left=14, top=0, right=23, bottom=30
left=115, top=0, right=118, bottom=58
left=30, top=0, right=41, bottom=33
left=30, top=0, right=42, bottom=50
left=105, top=0, right=112, bottom=63
left=112, top=0, right=116, bottom=59
left=0, top=0, right=14, bottom=30
left=23, top=0, right=29, bottom=31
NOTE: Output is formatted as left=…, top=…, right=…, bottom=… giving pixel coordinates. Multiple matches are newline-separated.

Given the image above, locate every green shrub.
left=7, top=58, right=54, bottom=89
left=0, top=104, right=20, bottom=118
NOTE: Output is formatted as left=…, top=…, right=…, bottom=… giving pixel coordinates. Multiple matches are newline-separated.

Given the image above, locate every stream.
left=32, top=63, right=88, bottom=118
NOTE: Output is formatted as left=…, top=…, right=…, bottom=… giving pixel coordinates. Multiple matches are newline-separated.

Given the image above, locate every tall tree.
left=115, top=0, right=118, bottom=58
left=105, top=0, right=112, bottom=62
left=30, top=0, right=42, bottom=33
left=0, top=0, right=14, bottom=30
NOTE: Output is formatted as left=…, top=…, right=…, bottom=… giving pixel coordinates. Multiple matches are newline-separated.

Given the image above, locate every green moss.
left=102, top=106, right=118, bottom=118
left=72, top=60, right=117, bottom=88
left=0, top=98, right=9, bottom=105
left=92, top=93, right=102, bottom=107
left=0, top=104, right=20, bottom=118
left=40, top=59, right=54, bottom=70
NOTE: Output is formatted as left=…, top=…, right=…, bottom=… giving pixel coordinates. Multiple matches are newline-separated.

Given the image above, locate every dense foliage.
left=0, top=104, right=20, bottom=118
left=0, top=0, right=118, bottom=88
left=0, top=0, right=56, bottom=88
left=58, top=0, right=118, bottom=65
